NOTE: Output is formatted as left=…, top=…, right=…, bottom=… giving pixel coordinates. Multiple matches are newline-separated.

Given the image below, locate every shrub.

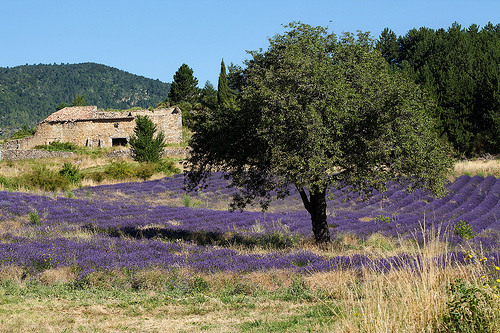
left=155, top=159, right=180, bottom=176
left=135, top=163, right=156, bottom=180
left=34, top=141, right=78, bottom=152
left=0, top=175, right=19, bottom=191
left=10, top=125, right=36, bottom=140
left=441, top=278, right=497, bottom=332
left=104, top=161, right=136, bottom=180
left=454, top=220, right=476, bottom=240
left=86, top=171, right=104, bottom=182
left=59, top=163, right=81, bottom=184
left=29, top=208, right=40, bottom=226
left=20, top=166, right=70, bottom=191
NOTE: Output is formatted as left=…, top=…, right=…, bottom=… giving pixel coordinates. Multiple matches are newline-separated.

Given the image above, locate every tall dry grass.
left=455, top=158, right=500, bottom=177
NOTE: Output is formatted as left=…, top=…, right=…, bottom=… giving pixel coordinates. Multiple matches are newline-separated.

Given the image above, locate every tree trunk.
left=298, top=186, right=331, bottom=244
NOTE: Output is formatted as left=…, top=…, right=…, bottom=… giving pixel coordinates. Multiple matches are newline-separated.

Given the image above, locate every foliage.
left=29, top=208, right=40, bottom=226
left=134, top=163, right=157, bottom=180
left=182, top=194, right=200, bottom=208
left=376, top=28, right=400, bottom=67
left=9, top=125, right=36, bottom=140
left=19, top=165, right=70, bottom=191
left=374, top=215, right=392, bottom=223
left=378, top=22, right=500, bottom=156
left=56, top=94, right=88, bottom=110
left=70, top=94, right=87, bottom=107
left=176, top=101, right=195, bottom=128
left=59, top=163, right=82, bottom=184
left=217, top=59, right=230, bottom=106
left=441, top=279, right=497, bottom=332
left=200, top=81, right=218, bottom=110
left=84, top=159, right=177, bottom=182
left=0, top=63, right=171, bottom=136
left=186, top=22, right=454, bottom=243
left=103, top=161, right=136, bottom=180
left=227, top=63, right=245, bottom=94
left=453, top=220, right=477, bottom=240
left=155, top=159, right=181, bottom=175
left=168, top=63, right=199, bottom=104
left=129, top=115, right=166, bottom=163
left=34, top=141, right=79, bottom=152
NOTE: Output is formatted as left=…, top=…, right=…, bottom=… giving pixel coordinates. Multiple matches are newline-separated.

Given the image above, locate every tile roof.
left=43, top=106, right=98, bottom=123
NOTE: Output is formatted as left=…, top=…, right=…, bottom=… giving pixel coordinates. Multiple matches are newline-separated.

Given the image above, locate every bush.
left=34, top=141, right=78, bottom=152
left=59, top=163, right=82, bottom=184
left=10, top=125, right=36, bottom=140
left=104, top=161, right=136, bottom=180
left=454, top=220, right=476, bottom=240
left=29, top=208, right=40, bottom=226
left=135, top=163, right=156, bottom=180
left=0, top=175, right=19, bottom=191
left=20, top=166, right=70, bottom=191
left=155, top=159, right=180, bottom=176
left=86, top=171, right=104, bottom=182
left=441, top=279, right=497, bottom=332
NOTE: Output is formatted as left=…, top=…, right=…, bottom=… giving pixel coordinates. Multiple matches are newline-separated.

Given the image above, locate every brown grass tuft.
left=243, top=269, right=297, bottom=292
left=39, top=267, right=76, bottom=285
left=305, top=270, right=360, bottom=299
left=0, top=265, right=25, bottom=284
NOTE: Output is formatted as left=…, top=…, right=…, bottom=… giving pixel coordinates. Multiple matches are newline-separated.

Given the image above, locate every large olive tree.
left=186, top=22, right=453, bottom=244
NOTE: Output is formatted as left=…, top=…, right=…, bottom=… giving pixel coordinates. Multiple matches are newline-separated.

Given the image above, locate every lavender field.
left=1, top=172, right=500, bottom=278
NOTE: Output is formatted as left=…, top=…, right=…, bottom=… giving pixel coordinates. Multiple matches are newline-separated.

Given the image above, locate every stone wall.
left=0, top=148, right=189, bottom=161
left=0, top=149, right=76, bottom=161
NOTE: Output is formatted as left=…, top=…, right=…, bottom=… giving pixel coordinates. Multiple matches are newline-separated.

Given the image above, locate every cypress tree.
left=217, top=59, right=230, bottom=106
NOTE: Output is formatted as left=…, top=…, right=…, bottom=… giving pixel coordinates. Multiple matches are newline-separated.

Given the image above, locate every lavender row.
left=0, top=234, right=480, bottom=277
left=2, top=175, right=500, bottom=244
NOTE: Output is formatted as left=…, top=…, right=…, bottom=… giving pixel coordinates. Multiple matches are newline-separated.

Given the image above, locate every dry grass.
left=0, top=228, right=496, bottom=332
left=455, top=158, right=500, bottom=177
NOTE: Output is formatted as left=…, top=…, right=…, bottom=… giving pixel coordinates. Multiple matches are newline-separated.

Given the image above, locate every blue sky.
left=1, top=0, right=499, bottom=87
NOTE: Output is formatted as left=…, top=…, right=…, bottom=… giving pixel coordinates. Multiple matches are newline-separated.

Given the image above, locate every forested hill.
left=0, top=63, right=171, bottom=135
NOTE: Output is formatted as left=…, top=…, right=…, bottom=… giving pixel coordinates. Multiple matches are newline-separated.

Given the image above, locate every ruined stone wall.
left=0, top=149, right=76, bottom=161
left=1, top=108, right=182, bottom=150
left=130, top=109, right=183, bottom=143
left=0, top=148, right=188, bottom=161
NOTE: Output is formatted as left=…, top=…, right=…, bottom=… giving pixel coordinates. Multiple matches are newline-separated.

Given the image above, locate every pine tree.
left=129, top=115, right=166, bottom=163
left=217, top=59, right=230, bottom=106
left=70, top=94, right=87, bottom=106
left=376, top=28, right=400, bottom=67
left=201, top=81, right=217, bottom=110
left=168, top=64, right=199, bottom=103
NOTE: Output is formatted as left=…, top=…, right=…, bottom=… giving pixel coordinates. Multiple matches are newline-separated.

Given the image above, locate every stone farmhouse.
left=2, top=106, right=182, bottom=150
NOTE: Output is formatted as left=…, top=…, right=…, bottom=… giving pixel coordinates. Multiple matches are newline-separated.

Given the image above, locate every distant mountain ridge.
left=0, top=62, right=171, bottom=136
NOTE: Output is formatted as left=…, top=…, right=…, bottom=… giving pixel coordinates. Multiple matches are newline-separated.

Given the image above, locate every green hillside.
left=0, top=63, right=171, bottom=136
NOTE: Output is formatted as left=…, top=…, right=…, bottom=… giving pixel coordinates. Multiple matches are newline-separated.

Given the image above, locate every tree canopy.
left=186, top=22, right=453, bottom=244
left=168, top=63, right=199, bottom=104
left=377, top=22, right=500, bottom=156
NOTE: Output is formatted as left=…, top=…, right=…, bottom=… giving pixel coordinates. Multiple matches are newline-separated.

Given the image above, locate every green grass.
left=0, top=270, right=346, bottom=332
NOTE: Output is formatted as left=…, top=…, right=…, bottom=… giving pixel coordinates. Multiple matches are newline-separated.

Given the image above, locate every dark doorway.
left=112, top=137, right=128, bottom=146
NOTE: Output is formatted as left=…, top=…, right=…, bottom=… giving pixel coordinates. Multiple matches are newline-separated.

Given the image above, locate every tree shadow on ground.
left=83, top=224, right=299, bottom=250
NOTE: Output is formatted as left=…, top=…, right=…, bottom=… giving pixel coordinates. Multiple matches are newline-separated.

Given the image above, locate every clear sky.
left=1, top=0, right=499, bottom=87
